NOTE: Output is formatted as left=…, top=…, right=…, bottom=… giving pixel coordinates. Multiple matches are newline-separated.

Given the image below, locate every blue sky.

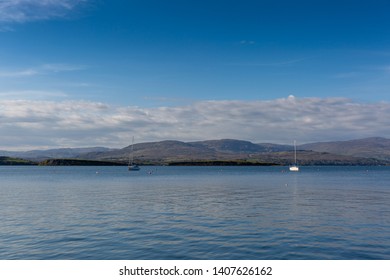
left=1, top=0, right=390, bottom=149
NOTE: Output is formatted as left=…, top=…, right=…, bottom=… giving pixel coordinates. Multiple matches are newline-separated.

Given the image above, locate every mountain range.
left=300, top=137, right=390, bottom=161
left=1, top=137, right=389, bottom=166
left=0, top=147, right=113, bottom=161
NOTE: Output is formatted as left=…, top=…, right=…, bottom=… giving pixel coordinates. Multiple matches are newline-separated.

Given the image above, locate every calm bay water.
left=1, top=165, right=390, bottom=260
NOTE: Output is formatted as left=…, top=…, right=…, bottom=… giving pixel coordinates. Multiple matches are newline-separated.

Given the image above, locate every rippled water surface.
left=1, top=166, right=390, bottom=259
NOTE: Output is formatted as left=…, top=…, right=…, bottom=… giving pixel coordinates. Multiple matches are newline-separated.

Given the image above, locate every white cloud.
left=0, top=97, right=389, bottom=150
left=0, top=0, right=87, bottom=23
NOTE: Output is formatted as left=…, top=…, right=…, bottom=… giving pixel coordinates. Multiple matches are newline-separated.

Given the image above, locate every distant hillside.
left=80, top=140, right=221, bottom=164
left=81, top=139, right=390, bottom=166
left=190, top=139, right=268, bottom=153
left=81, top=139, right=293, bottom=164
left=0, top=147, right=114, bottom=161
left=300, top=137, right=390, bottom=161
left=248, top=150, right=386, bottom=166
left=39, top=159, right=126, bottom=166
left=2, top=138, right=390, bottom=166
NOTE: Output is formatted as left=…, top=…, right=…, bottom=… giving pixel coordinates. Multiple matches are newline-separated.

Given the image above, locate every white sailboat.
left=289, top=140, right=299, bottom=172
left=128, top=137, right=140, bottom=171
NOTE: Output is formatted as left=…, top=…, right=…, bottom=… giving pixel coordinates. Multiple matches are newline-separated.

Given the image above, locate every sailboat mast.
left=131, top=136, right=134, bottom=164
left=294, top=140, right=297, bottom=164
left=128, top=136, right=140, bottom=171
left=289, top=140, right=299, bottom=171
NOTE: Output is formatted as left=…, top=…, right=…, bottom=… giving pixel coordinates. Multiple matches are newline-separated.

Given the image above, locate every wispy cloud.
left=41, top=63, right=86, bottom=72
left=376, top=65, right=390, bottom=74
left=333, top=72, right=362, bottom=79
left=0, top=96, right=389, bottom=150
left=0, top=90, right=68, bottom=99
left=0, top=0, right=88, bottom=23
left=239, top=40, right=255, bottom=45
left=227, top=57, right=311, bottom=67
left=0, top=69, right=38, bottom=77
left=0, top=63, right=86, bottom=77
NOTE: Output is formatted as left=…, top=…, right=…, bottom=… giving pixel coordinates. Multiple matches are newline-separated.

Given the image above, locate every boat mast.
left=128, top=137, right=140, bottom=171
left=294, top=140, right=297, bottom=165
left=130, top=136, right=134, bottom=165
left=128, top=136, right=135, bottom=166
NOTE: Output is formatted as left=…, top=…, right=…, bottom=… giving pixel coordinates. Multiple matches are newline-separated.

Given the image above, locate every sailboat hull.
left=289, top=166, right=299, bottom=172
left=128, top=165, right=140, bottom=171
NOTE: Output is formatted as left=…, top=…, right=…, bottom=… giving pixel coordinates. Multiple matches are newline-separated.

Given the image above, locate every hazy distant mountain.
left=190, top=139, right=268, bottom=153
left=81, top=139, right=290, bottom=164
left=190, top=139, right=291, bottom=153
left=300, top=137, right=390, bottom=161
left=81, top=138, right=390, bottom=165
left=81, top=140, right=221, bottom=163
left=1, top=138, right=390, bottom=165
left=0, top=147, right=114, bottom=161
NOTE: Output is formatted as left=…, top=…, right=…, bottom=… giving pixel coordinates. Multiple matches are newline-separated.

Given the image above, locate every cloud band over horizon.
left=0, top=96, right=389, bottom=150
